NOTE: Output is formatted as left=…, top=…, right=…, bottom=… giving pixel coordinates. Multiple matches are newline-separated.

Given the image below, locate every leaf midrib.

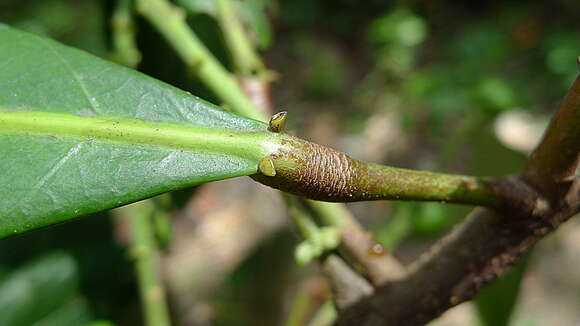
left=0, top=110, right=285, bottom=162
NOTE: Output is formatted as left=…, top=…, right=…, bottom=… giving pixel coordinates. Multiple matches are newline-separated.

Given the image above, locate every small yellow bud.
left=258, top=157, right=276, bottom=177
left=268, top=111, right=287, bottom=133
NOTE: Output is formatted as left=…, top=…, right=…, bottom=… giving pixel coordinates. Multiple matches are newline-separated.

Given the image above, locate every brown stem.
left=336, top=202, right=578, bottom=326
left=340, top=223, right=406, bottom=286
left=321, top=254, right=374, bottom=310
left=524, top=75, right=580, bottom=199
left=335, top=73, right=580, bottom=326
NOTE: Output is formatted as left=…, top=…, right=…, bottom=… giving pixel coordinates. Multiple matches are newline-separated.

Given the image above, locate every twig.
left=284, top=196, right=373, bottom=313
left=111, top=0, right=141, bottom=68
left=136, top=0, right=264, bottom=121
left=253, top=134, right=510, bottom=207
left=214, top=0, right=275, bottom=117
left=306, top=200, right=405, bottom=286
left=135, top=0, right=499, bottom=211
left=285, top=289, right=316, bottom=326
left=307, top=300, right=337, bottom=326
left=215, top=0, right=266, bottom=76
left=284, top=278, right=330, bottom=326
left=116, top=201, right=171, bottom=326
left=321, top=255, right=373, bottom=310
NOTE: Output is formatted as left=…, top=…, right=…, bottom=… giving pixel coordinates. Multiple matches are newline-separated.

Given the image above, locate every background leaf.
left=0, top=252, right=94, bottom=326
left=0, top=25, right=273, bottom=238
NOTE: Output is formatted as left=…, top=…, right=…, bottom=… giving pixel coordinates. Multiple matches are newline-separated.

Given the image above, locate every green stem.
left=290, top=204, right=323, bottom=247
left=215, top=0, right=265, bottom=76
left=0, top=110, right=284, bottom=162
left=151, top=194, right=173, bottom=250
left=306, top=199, right=406, bottom=285
left=111, top=0, right=141, bottom=68
left=253, top=136, right=503, bottom=207
left=284, top=194, right=326, bottom=264
left=122, top=200, right=171, bottom=326
left=135, top=0, right=265, bottom=121
left=284, top=289, right=314, bottom=326
left=304, top=200, right=348, bottom=228
left=308, top=300, right=337, bottom=326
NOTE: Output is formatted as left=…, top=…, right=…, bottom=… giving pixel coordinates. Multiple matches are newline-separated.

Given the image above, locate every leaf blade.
left=0, top=26, right=280, bottom=238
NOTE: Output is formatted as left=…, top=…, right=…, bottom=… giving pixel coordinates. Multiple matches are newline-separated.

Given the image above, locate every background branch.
left=111, top=0, right=141, bottom=68
left=115, top=201, right=171, bottom=326
left=215, top=0, right=266, bottom=76
left=307, top=200, right=405, bottom=286
left=321, top=255, right=374, bottom=310
left=136, top=0, right=264, bottom=120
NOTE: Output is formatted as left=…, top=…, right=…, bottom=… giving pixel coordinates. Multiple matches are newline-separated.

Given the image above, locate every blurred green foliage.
left=0, top=252, right=89, bottom=325
left=0, top=0, right=578, bottom=325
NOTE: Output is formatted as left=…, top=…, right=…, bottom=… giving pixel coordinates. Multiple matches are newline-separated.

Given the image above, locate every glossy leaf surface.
left=0, top=26, right=280, bottom=238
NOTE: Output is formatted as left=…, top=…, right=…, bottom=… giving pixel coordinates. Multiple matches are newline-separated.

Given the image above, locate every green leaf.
left=0, top=25, right=285, bottom=238
left=0, top=252, right=81, bottom=326
left=31, top=297, right=93, bottom=326
left=368, top=9, right=427, bottom=46
left=475, top=77, right=518, bottom=112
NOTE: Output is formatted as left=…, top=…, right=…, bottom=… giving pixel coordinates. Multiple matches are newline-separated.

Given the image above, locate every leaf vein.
left=38, top=38, right=104, bottom=115
left=3, top=143, right=83, bottom=218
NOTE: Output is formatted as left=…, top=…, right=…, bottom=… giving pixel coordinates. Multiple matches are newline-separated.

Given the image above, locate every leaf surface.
left=0, top=26, right=281, bottom=238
